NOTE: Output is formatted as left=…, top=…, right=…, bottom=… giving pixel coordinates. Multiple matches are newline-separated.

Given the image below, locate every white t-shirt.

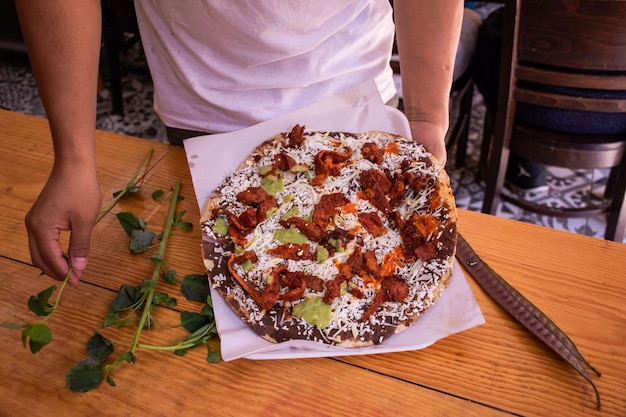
left=133, top=0, right=396, bottom=133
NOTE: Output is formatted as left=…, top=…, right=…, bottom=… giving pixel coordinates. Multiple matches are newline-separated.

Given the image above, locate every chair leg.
left=454, top=83, right=474, bottom=167
left=481, top=141, right=510, bottom=215
left=444, top=71, right=474, bottom=168
left=605, top=167, right=617, bottom=199
left=481, top=98, right=517, bottom=215
left=604, top=164, right=626, bottom=242
left=478, top=111, right=493, bottom=181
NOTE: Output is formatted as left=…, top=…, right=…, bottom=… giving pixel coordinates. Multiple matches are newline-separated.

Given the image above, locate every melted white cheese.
left=203, top=130, right=455, bottom=343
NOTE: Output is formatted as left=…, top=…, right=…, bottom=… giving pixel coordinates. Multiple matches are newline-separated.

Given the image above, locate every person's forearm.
left=16, top=0, right=102, bottom=165
left=394, top=0, right=463, bottom=135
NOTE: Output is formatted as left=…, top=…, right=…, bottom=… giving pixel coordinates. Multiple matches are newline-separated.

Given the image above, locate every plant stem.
left=129, top=179, right=182, bottom=354
left=137, top=342, right=195, bottom=352
left=35, top=267, right=72, bottom=325
left=50, top=268, right=72, bottom=312
left=96, top=148, right=155, bottom=222
left=137, top=323, right=216, bottom=352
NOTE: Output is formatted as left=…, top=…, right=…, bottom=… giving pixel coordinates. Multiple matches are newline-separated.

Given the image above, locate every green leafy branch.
left=97, top=148, right=155, bottom=222
left=0, top=270, right=71, bottom=353
left=130, top=179, right=182, bottom=353
left=66, top=179, right=220, bottom=392
left=1, top=149, right=155, bottom=354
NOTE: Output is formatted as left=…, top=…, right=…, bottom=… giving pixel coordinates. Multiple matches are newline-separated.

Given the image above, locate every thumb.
left=68, top=229, right=93, bottom=286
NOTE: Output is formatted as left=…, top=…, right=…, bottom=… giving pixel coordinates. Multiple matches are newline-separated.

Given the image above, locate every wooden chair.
left=480, top=0, right=626, bottom=242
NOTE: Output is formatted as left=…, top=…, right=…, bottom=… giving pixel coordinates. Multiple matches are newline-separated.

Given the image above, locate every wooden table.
left=0, top=109, right=624, bottom=416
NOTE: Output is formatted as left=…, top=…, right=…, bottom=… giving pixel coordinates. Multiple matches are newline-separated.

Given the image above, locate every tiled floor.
left=1, top=32, right=623, bottom=243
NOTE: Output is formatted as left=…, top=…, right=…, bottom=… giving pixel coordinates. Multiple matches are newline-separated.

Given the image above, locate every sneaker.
left=504, top=155, right=549, bottom=196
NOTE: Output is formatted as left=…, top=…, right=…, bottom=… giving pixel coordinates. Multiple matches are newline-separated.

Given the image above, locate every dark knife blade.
left=455, top=233, right=601, bottom=409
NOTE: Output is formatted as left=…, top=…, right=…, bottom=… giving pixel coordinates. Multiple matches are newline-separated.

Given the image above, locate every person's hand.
left=409, top=119, right=448, bottom=167
left=25, top=163, right=101, bottom=286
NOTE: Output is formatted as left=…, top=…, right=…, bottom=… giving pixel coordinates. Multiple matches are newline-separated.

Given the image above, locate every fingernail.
left=71, top=256, right=88, bottom=271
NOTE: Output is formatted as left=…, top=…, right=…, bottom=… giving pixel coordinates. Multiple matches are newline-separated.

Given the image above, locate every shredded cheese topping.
left=202, top=130, right=456, bottom=346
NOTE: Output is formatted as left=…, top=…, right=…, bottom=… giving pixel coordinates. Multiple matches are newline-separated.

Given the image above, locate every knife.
left=455, top=233, right=602, bottom=409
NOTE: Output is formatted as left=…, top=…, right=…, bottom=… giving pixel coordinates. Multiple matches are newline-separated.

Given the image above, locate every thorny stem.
left=129, top=179, right=182, bottom=354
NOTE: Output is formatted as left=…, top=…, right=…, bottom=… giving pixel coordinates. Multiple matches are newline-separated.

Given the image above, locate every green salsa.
left=261, top=174, right=284, bottom=196
left=280, top=206, right=299, bottom=220
left=212, top=217, right=229, bottom=235
left=292, top=297, right=332, bottom=329
left=241, top=260, right=254, bottom=272
left=316, top=245, right=329, bottom=263
left=273, top=226, right=308, bottom=244
left=258, top=165, right=273, bottom=176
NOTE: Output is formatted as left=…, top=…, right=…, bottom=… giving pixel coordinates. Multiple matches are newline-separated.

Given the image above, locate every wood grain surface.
left=1, top=110, right=624, bottom=416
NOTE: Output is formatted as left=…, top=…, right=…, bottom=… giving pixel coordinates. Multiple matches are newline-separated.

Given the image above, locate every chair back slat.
left=518, top=0, right=626, bottom=72
left=514, top=88, right=626, bottom=113
left=516, top=66, right=626, bottom=90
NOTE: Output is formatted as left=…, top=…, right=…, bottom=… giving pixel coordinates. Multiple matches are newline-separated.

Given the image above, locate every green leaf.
left=207, top=349, right=221, bottom=363
left=27, top=323, right=52, bottom=344
left=66, top=356, right=105, bottom=392
left=86, top=331, right=115, bottom=363
left=28, top=340, right=47, bottom=354
left=23, top=323, right=52, bottom=353
left=180, top=311, right=211, bottom=333
left=152, top=291, right=177, bottom=308
left=174, top=347, right=189, bottom=357
left=172, top=210, right=193, bottom=231
left=116, top=212, right=147, bottom=237
left=187, top=323, right=214, bottom=340
left=27, top=296, right=47, bottom=316
left=113, top=284, right=139, bottom=308
left=151, top=189, right=165, bottom=200
left=106, top=375, right=116, bottom=387
left=162, top=269, right=177, bottom=284
left=181, top=274, right=209, bottom=303
left=174, top=210, right=187, bottom=223
left=21, top=327, right=27, bottom=348
left=36, top=285, right=56, bottom=308
left=177, top=222, right=193, bottom=231
left=151, top=254, right=164, bottom=265
left=27, top=285, right=56, bottom=316
left=118, top=351, right=136, bottom=364
left=129, top=229, right=156, bottom=253
left=138, top=279, right=156, bottom=295
left=103, top=312, right=121, bottom=328
left=104, top=285, right=139, bottom=328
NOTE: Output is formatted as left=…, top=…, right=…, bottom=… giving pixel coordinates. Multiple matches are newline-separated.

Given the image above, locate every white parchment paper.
left=183, top=81, right=485, bottom=361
